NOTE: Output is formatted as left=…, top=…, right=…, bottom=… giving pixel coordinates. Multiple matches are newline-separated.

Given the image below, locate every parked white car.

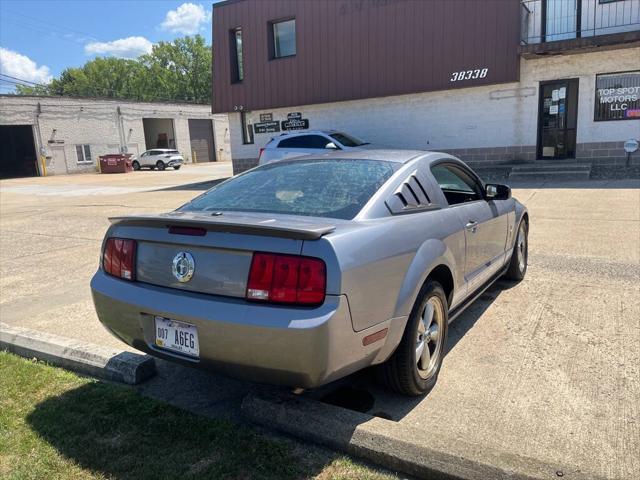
left=132, top=149, right=184, bottom=171
left=258, top=130, right=370, bottom=165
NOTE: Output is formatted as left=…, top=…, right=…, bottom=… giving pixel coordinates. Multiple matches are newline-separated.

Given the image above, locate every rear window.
left=329, top=132, right=367, bottom=147
left=182, top=159, right=398, bottom=220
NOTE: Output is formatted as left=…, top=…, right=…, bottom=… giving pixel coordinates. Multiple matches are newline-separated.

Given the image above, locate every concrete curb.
left=0, top=323, right=156, bottom=384
left=242, top=392, right=601, bottom=480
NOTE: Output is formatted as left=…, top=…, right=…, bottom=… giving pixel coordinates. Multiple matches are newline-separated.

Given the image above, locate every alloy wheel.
left=415, top=296, right=445, bottom=379
left=517, top=223, right=527, bottom=272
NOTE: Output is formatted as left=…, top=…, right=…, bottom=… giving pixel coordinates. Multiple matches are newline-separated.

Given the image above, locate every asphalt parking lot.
left=1, top=167, right=638, bottom=479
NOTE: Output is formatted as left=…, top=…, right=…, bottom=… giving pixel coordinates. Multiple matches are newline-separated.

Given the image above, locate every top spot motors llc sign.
left=281, top=112, right=310, bottom=131
left=595, top=71, right=640, bottom=121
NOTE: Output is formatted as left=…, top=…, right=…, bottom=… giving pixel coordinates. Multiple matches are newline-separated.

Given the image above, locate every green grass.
left=0, top=351, right=396, bottom=480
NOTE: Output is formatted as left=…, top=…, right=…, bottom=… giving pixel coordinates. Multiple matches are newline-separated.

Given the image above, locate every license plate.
left=154, top=316, right=199, bottom=357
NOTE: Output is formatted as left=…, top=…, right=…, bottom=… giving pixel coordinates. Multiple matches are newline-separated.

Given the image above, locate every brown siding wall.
left=213, top=0, right=521, bottom=113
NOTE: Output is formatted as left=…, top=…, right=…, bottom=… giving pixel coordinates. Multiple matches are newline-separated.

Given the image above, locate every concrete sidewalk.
left=1, top=173, right=638, bottom=479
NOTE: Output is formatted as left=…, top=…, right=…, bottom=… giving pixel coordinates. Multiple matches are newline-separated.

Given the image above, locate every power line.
left=0, top=73, right=45, bottom=86
left=0, top=8, right=104, bottom=43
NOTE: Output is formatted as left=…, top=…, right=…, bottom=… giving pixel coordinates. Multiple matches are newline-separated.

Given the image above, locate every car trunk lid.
left=108, top=212, right=337, bottom=298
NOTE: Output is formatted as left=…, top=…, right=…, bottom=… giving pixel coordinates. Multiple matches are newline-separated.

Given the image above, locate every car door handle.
left=465, top=221, right=478, bottom=233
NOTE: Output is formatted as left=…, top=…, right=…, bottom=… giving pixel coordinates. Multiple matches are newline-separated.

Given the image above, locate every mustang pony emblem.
left=172, top=252, right=195, bottom=283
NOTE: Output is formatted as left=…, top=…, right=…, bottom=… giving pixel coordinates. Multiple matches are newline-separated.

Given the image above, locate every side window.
left=278, top=136, right=306, bottom=148
left=307, top=135, right=335, bottom=149
left=431, top=164, right=482, bottom=206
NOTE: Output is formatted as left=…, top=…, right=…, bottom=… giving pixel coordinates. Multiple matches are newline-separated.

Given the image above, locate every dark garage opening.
left=188, top=119, right=216, bottom=162
left=0, top=125, right=39, bottom=179
left=142, top=118, right=176, bottom=150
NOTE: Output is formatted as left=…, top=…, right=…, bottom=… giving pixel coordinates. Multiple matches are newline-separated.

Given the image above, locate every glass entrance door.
left=537, top=79, right=579, bottom=160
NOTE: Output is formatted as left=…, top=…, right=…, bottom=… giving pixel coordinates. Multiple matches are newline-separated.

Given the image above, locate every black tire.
left=381, top=280, right=448, bottom=396
left=504, top=219, right=528, bottom=281
left=132, top=160, right=140, bottom=171
left=173, top=165, right=181, bottom=170
left=156, top=160, right=166, bottom=171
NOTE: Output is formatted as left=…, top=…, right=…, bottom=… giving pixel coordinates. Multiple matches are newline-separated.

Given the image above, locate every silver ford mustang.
left=91, top=150, right=528, bottom=396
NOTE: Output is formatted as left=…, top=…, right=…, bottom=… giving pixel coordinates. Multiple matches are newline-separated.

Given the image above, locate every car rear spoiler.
left=109, top=212, right=336, bottom=240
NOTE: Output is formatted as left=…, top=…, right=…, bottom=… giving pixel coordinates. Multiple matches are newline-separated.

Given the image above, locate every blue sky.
left=0, top=1, right=219, bottom=93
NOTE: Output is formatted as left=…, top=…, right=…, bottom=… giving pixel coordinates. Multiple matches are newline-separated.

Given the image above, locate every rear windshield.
left=182, top=159, right=398, bottom=220
left=329, top=132, right=368, bottom=147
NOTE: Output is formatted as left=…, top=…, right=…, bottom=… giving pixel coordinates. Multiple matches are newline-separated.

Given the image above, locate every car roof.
left=278, top=149, right=439, bottom=164
left=145, top=148, right=177, bottom=152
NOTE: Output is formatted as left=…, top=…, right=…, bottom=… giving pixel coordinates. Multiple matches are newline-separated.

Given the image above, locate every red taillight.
left=103, top=238, right=136, bottom=281
left=258, top=148, right=265, bottom=162
left=246, top=253, right=326, bottom=305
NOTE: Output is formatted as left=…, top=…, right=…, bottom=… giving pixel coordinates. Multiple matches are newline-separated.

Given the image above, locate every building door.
left=0, top=125, right=39, bottom=179
left=537, top=79, right=579, bottom=160
left=49, top=145, right=69, bottom=175
left=188, top=119, right=216, bottom=162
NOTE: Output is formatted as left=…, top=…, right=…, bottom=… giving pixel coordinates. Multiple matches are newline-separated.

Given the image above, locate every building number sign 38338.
left=450, top=68, right=488, bottom=82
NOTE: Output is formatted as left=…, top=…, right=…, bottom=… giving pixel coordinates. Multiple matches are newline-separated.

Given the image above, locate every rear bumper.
left=90, top=270, right=394, bottom=388
left=167, top=158, right=183, bottom=166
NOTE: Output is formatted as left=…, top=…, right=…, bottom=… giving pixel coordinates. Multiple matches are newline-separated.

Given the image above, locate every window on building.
left=230, top=27, right=244, bottom=82
left=76, top=144, right=92, bottom=164
left=594, top=70, right=640, bottom=121
left=271, top=19, right=296, bottom=59
left=240, top=111, right=254, bottom=145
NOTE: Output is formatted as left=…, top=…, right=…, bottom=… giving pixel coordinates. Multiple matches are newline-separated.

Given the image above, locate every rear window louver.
left=385, top=170, right=437, bottom=214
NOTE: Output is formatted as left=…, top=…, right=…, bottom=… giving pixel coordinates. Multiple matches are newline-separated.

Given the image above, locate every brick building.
left=0, top=95, right=231, bottom=178
left=211, top=0, right=640, bottom=174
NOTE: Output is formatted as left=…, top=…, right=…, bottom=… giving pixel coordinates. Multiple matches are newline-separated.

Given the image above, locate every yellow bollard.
left=40, top=155, right=47, bottom=177
left=192, top=149, right=197, bottom=164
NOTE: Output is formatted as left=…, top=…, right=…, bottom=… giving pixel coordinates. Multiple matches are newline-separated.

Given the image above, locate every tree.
left=139, top=35, right=212, bottom=103
left=15, top=35, right=212, bottom=104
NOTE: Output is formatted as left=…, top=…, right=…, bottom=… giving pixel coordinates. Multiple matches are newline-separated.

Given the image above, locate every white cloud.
left=0, top=48, right=52, bottom=84
left=160, top=3, right=211, bottom=35
left=84, top=36, right=153, bottom=58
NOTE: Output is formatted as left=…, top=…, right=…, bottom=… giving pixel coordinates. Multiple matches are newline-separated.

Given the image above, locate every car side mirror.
left=325, top=142, right=339, bottom=150
left=486, top=183, right=511, bottom=200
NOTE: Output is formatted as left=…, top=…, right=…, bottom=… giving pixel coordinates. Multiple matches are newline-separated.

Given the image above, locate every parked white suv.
left=132, top=149, right=184, bottom=171
left=258, top=130, right=370, bottom=165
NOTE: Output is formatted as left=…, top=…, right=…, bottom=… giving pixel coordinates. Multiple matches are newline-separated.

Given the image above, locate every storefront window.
left=594, top=71, right=640, bottom=121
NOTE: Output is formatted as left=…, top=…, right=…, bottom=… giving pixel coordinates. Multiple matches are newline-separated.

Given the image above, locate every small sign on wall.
left=260, top=113, right=273, bottom=122
left=281, top=112, right=309, bottom=131
left=254, top=121, right=280, bottom=134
